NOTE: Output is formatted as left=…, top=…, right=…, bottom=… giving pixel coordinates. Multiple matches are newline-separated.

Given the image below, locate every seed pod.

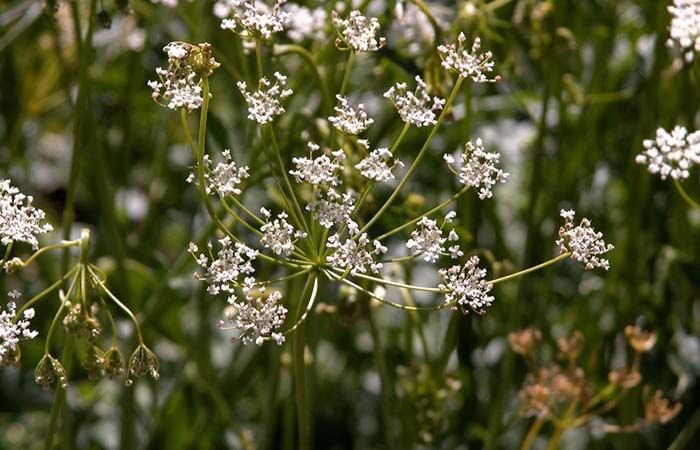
left=34, top=354, right=68, bottom=390
left=104, top=346, right=126, bottom=378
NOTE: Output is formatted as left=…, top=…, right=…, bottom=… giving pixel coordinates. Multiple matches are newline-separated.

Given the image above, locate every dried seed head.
left=508, top=328, right=542, bottom=356
left=557, top=330, right=584, bottom=360
left=84, top=344, right=106, bottom=380
left=127, top=344, right=160, bottom=383
left=63, top=302, right=102, bottom=340
left=34, top=354, right=68, bottom=390
left=624, top=325, right=657, bottom=353
left=644, top=389, right=682, bottom=424
left=608, top=367, right=641, bottom=389
left=104, top=346, right=126, bottom=378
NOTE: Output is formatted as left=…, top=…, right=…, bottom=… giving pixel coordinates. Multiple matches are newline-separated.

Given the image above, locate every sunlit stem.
left=88, top=266, right=144, bottom=345
left=13, top=266, right=80, bottom=321
left=324, top=270, right=449, bottom=312
left=673, top=178, right=700, bottom=209
left=9, top=239, right=82, bottom=270
left=335, top=269, right=442, bottom=293
left=360, top=77, right=465, bottom=234
left=220, top=198, right=263, bottom=236
left=227, top=195, right=265, bottom=225
left=376, top=186, right=470, bottom=241
left=281, top=276, right=318, bottom=336
left=520, top=417, right=545, bottom=450
left=488, top=252, right=571, bottom=285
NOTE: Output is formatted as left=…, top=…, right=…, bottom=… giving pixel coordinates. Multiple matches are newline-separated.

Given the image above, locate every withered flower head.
left=84, top=344, right=106, bottom=380
left=557, top=330, right=584, bottom=360
left=644, top=389, right=682, bottom=424
left=508, top=328, right=542, bottom=356
left=127, top=344, right=160, bottom=384
left=34, top=354, right=68, bottom=390
left=624, top=326, right=657, bottom=353
left=608, top=367, right=641, bottom=389
left=104, top=346, right=126, bottom=378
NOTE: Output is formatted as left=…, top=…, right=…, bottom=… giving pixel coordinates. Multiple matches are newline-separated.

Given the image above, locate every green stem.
left=546, top=428, right=564, bottom=450
left=367, top=306, right=397, bottom=450
left=339, top=51, right=355, bottom=97
left=273, top=44, right=332, bottom=115
left=520, top=417, right=545, bottom=450
left=673, top=178, right=700, bottom=209
left=44, top=336, right=76, bottom=450
left=14, top=240, right=81, bottom=271
left=13, top=266, right=79, bottom=321
left=293, top=273, right=317, bottom=450
left=360, top=77, right=464, bottom=234
left=376, top=186, right=470, bottom=240
left=88, top=267, right=144, bottom=345
left=489, top=253, right=571, bottom=285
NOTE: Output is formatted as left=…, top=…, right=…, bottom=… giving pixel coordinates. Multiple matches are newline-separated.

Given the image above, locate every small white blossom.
left=306, top=188, right=356, bottom=229
left=667, top=0, right=700, bottom=62
left=190, top=237, right=259, bottom=295
left=283, top=3, right=327, bottom=42
left=224, top=288, right=287, bottom=345
left=636, top=126, right=700, bottom=180
left=237, top=72, right=293, bottom=124
left=328, top=95, right=374, bottom=135
left=556, top=209, right=614, bottom=271
left=326, top=233, right=387, bottom=275
left=290, top=142, right=346, bottom=186
left=355, top=140, right=403, bottom=182
left=218, top=0, right=291, bottom=40
left=444, top=139, right=509, bottom=199
left=1, top=291, right=38, bottom=366
left=260, top=211, right=307, bottom=256
left=332, top=10, right=386, bottom=52
left=384, top=76, right=445, bottom=127
left=437, top=33, right=499, bottom=83
left=148, top=42, right=219, bottom=112
left=406, top=217, right=446, bottom=263
left=1, top=179, right=53, bottom=250
left=209, top=150, right=250, bottom=196
left=439, top=256, right=494, bottom=314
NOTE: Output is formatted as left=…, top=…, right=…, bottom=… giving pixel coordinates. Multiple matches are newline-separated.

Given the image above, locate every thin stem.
left=228, top=195, right=265, bottom=225
left=489, top=253, right=571, bottom=285
left=44, top=336, right=75, bottom=450
left=546, top=427, right=564, bottom=450
left=255, top=40, right=264, bottom=78
left=1, top=243, right=13, bottom=266
left=43, top=268, right=80, bottom=354
left=273, top=44, right=332, bottom=115
left=13, top=266, right=80, bottom=321
left=520, top=417, right=545, bottom=450
left=367, top=306, right=397, bottom=450
left=674, top=178, right=700, bottom=209
left=88, top=267, right=144, bottom=345
left=360, top=77, right=464, bottom=234
left=376, top=186, right=470, bottom=240
left=339, top=51, right=355, bottom=97
left=9, top=239, right=81, bottom=270
left=281, top=276, right=318, bottom=336
left=293, top=273, right=317, bottom=450
left=337, top=270, right=441, bottom=293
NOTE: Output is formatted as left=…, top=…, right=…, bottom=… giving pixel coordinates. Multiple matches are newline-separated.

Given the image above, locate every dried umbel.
left=84, top=344, right=106, bottom=380
left=644, top=389, right=682, bottom=424
left=624, top=325, right=657, bottom=353
left=63, top=302, right=102, bottom=340
left=104, top=346, right=126, bottom=378
left=557, top=330, right=584, bottom=360
left=34, top=354, right=68, bottom=390
left=508, top=328, right=542, bottom=357
left=127, top=344, right=160, bottom=383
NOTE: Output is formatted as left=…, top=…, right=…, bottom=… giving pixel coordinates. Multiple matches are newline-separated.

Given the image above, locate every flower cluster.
left=237, top=73, right=293, bottom=124
left=190, top=238, right=259, bottom=295
left=284, top=3, right=327, bottom=42
left=406, top=214, right=461, bottom=263
left=332, top=10, right=385, bottom=52
left=1, top=179, right=53, bottom=250
left=148, top=42, right=219, bottom=112
left=305, top=188, right=356, bottom=229
left=667, top=0, right=700, bottom=62
left=290, top=142, right=345, bottom=186
left=328, top=95, right=374, bottom=135
left=223, top=282, right=287, bottom=345
left=384, top=76, right=445, bottom=127
left=207, top=150, right=251, bottom=196
left=636, top=126, right=700, bottom=181
left=218, top=0, right=291, bottom=40
left=0, top=291, right=38, bottom=367
left=326, top=233, right=387, bottom=275
left=437, top=33, right=500, bottom=83
left=355, top=141, right=403, bottom=183
left=439, top=256, right=494, bottom=314
left=444, top=139, right=509, bottom=199
left=556, top=210, right=614, bottom=270
left=259, top=209, right=307, bottom=256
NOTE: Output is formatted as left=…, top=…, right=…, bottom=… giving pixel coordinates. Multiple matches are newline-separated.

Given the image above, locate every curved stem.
left=489, top=253, right=571, bottom=285
left=14, top=240, right=81, bottom=271
left=673, top=178, right=700, bottom=209
left=88, top=267, right=144, bottom=345
left=376, top=186, right=470, bottom=241
left=337, top=270, right=441, bottom=293
left=13, top=266, right=80, bottom=321
left=360, top=77, right=464, bottom=234
left=273, top=44, right=332, bottom=115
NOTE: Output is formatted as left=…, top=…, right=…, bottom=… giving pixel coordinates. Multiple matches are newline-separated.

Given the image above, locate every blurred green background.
left=1, top=0, right=699, bottom=449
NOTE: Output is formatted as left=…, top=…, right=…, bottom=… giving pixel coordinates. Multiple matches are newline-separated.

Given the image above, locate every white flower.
left=384, top=76, right=445, bottom=127
left=332, top=10, right=385, bottom=52
left=1, top=291, right=38, bottom=366
left=190, top=237, right=259, bottom=295
left=237, top=72, right=293, bottom=124
left=290, top=142, right=345, bottom=186
left=283, top=3, right=327, bottom=42
left=219, top=0, right=291, bottom=40
left=306, top=188, right=356, bottom=229
left=439, top=256, right=494, bottom=314
left=437, top=33, right=500, bottom=83
left=667, top=0, right=700, bottom=62
left=260, top=211, right=307, bottom=256
left=224, top=288, right=287, bottom=345
left=148, top=42, right=218, bottom=112
left=326, top=233, right=387, bottom=275
left=0, top=179, right=53, bottom=250
left=636, top=126, right=700, bottom=180
left=556, top=209, right=614, bottom=271
left=444, top=138, right=509, bottom=199
left=355, top=140, right=403, bottom=182
left=209, top=150, right=250, bottom=196
left=406, top=217, right=445, bottom=263
left=328, top=95, right=374, bottom=135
